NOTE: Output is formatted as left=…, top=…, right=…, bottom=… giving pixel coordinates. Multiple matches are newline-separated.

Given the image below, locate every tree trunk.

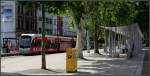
left=75, top=16, right=85, bottom=59
left=109, top=30, right=113, bottom=57
left=94, top=22, right=99, bottom=54
left=104, top=28, right=107, bottom=53
left=94, top=35, right=99, bottom=53
left=149, top=1, right=150, bottom=49
left=86, top=31, right=90, bottom=53
left=112, top=28, right=118, bottom=57
left=41, top=3, right=46, bottom=69
left=76, top=29, right=84, bottom=59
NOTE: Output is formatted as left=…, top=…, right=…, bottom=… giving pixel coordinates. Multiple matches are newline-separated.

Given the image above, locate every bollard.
left=66, top=48, right=77, bottom=73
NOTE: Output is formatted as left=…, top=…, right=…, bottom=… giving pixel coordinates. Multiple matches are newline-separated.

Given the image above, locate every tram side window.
left=38, top=41, right=41, bottom=46
left=31, top=40, right=42, bottom=47
left=51, top=43, right=54, bottom=48
left=31, top=40, right=36, bottom=46
left=56, top=43, right=60, bottom=48
left=47, top=42, right=60, bottom=48
left=53, top=43, right=60, bottom=48
left=44, top=41, right=51, bottom=48
left=45, top=42, right=49, bottom=48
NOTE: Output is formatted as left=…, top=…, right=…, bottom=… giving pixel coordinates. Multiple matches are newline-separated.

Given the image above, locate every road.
left=1, top=53, right=66, bottom=75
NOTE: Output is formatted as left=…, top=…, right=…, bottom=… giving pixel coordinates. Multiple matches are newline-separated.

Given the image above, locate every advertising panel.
left=0, top=2, right=13, bottom=22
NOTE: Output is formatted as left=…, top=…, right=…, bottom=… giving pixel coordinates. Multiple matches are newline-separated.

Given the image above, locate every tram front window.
left=20, top=36, right=31, bottom=48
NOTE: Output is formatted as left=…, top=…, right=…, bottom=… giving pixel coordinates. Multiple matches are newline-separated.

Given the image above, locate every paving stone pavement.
left=1, top=49, right=145, bottom=76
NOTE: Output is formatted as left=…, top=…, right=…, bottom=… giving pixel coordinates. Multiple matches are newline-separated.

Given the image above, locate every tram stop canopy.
left=104, top=23, right=143, bottom=58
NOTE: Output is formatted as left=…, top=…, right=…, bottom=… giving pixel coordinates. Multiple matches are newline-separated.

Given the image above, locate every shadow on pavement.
left=1, top=72, right=26, bottom=76
left=78, top=58, right=96, bottom=61
left=16, top=68, right=92, bottom=75
left=78, top=58, right=138, bottom=75
left=17, top=68, right=61, bottom=75
left=44, top=68, right=62, bottom=73
left=142, top=48, right=149, bottom=75
left=72, top=71, right=92, bottom=75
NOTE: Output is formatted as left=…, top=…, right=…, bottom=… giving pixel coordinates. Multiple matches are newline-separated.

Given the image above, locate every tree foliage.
left=135, top=1, right=149, bottom=40
left=18, top=1, right=140, bottom=58
left=85, top=1, right=138, bottom=39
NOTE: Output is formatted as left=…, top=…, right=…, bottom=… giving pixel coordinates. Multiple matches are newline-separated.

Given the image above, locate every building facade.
left=16, top=1, right=37, bottom=36
left=36, top=9, right=76, bottom=37
left=0, top=1, right=17, bottom=52
left=0, top=1, right=76, bottom=52
left=16, top=2, right=76, bottom=37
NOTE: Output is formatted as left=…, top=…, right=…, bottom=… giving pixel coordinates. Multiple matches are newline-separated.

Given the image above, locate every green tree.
left=65, top=1, right=87, bottom=59
left=85, top=0, right=138, bottom=57
left=85, top=1, right=102, bottom=54
left=135, top=1, right=149, bottom=43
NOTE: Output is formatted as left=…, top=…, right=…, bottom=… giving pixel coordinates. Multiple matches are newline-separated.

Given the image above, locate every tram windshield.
left=20, top=36, right=31, bottom=48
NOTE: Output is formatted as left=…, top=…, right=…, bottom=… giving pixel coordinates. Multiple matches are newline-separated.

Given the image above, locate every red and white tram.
left=19, top=34, right=76, bottom=55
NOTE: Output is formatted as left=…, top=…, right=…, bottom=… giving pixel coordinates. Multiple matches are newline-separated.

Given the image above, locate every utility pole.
left=41, top=3, right=46, bottom=69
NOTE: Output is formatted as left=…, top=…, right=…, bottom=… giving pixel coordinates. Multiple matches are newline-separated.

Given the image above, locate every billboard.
left=0, top=3, right=13, bottom=22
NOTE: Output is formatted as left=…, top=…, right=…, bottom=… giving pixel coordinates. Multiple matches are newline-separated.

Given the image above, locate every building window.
left=53, top=19, right=56, bottom=25
left=46, top=18, right=49, bottom=24
left=39, top=17, right=42, bottom=21
left=50, top=18, right=52, bottom=24
left=39, top=27, right=41, bottom=34
left=45, top=29, right=52, bottom=35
